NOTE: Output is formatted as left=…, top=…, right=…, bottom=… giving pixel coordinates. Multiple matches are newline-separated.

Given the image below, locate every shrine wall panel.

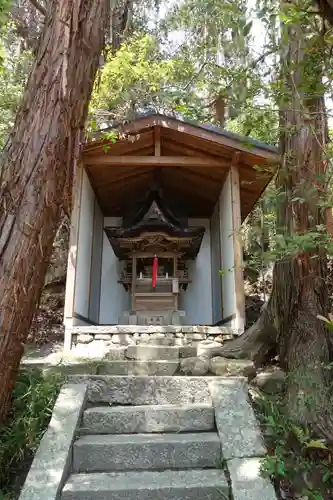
left=88, top=200, right=103, bottom=323
left=74, top=170, right=95, bottom=320
left=180, top=219, right=213, bottom=325
left=99, top=217, right=129, bottom=324
left=211, top=201, right=223, bottom=323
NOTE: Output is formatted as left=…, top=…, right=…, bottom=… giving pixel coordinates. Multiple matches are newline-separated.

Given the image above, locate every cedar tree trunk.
left=273, top=15, right=333, bottom=435
left=218, top=4, right=333, bottom=437
left=0, top=0, right=109, bottom=422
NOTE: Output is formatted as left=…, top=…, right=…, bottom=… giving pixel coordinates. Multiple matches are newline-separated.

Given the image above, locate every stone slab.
left=210, top=357, right=256, bottom=377
left=97, top=360, right=179, bottom=376
left=62, top=469, right=229, bottom=500
left=110, top=334, right=136, bottom=345
left=105, top=346, right=128, bottom=360
left=23, top=354, right=100, bottom=375
left=209, top=378, right=266, bottom=459
left=126, top=345, right=180, bottom=360
left=179, top=345, right=197, bottom=357
left=77, top=334, right=93, bottom=344
left=68, top=376, right=214, bottom=405
left=136, top=333, right=188, bottom=347
left=252, top=369, right=286, bottom=394
left=69, top=325, right=236, bottom=335
left=197, top=341, right=223, bottom=357
left=180, top=357, right=209, bottom=376
left=71, top=342, right=108, bottom=359
left=18, top=384, right=87, bottom=500
left=228, top=457, right=277, bottom=499
left=81, top=403, right=215, bottom=434
left=137, top=337, right=177, bottom=346
left=72, top=432, right=221, bottom=472
left=43, top=361, right=99, bottom=375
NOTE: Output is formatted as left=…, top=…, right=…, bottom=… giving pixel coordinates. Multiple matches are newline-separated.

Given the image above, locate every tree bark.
left=273, top=13, right=333, bottom=436
left=220, top=4, right=333, bottom=439
left=0, top=0, right=110, bottom=422
left=209, top=302, right=277, bottom=366
left=315, top=1, right=333, bottom=25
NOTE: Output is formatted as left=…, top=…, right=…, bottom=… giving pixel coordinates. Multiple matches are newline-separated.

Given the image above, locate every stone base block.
left=72, top=432, right=221, bottom=472
left=62, top=469, right=229, bottom=500
left=81, top=403, right=215, bottom=434
left=227, top=457, right=277, bottom=499
left=98, top=360, right=179, bottom=376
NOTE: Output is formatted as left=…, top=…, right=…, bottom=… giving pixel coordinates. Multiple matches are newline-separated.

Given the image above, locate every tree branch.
left=29, top=0, right=46, bottom=16
left=315, top=0, right=333, bottom=25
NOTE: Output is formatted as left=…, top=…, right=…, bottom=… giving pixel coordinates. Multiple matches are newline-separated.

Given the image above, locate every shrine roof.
left=104, top=186, right=205, bottom=260
left=82, top=112, right=280, bottom=220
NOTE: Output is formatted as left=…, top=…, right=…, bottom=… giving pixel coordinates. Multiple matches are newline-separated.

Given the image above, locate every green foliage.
left=0, top=22, right=31, bottom=147
left=256, top=392, right=333, bottom=500
left=227, top=105, right=278, bottom=145
left=0, top=0, right=11, bottom=28
left=0, top=369, right=62, bottom=497
left=90, top=33, right=198, bottom=125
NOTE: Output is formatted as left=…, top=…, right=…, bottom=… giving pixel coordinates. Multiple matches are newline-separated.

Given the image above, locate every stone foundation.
left=68, top=325, right=235, bottom=353
left=57, top=325, right=253, bottom=377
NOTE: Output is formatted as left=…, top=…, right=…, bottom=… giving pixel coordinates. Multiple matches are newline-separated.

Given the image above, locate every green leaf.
left=317, top=315, right=333, bottom=332
left=322, top=470, right=332, bottom=482
left=305, top=440, right=328, bottom=450
left=243, top=21, right=252, bottom=37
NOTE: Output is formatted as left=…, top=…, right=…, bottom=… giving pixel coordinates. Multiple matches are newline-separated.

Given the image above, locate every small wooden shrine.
left=104, top=180, right=205, bottom=325
left=64, top=113, right=279, bottom=334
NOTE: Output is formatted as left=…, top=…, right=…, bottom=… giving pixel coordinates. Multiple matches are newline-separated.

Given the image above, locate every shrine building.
left=64, top=113, right=279, bottom=334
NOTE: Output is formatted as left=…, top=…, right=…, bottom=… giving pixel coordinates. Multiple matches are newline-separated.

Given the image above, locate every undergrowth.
left=254, top=391, right=333, bottom=500
left=0, top=368, right=62, bottom=499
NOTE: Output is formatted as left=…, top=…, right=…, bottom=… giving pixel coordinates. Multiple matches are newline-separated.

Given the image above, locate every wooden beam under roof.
left=109, top=115, right=280, bottom=162
left=84, top=129, right=153, bottom=156
left=154, top=126, right=161, bottom=156
left=84, top=155, right=225, bottom=168
left=161, top=138, right=224, bottom=159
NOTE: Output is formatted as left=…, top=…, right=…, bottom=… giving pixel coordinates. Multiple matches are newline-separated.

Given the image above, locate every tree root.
left=215, top=302, right=278, bottom=367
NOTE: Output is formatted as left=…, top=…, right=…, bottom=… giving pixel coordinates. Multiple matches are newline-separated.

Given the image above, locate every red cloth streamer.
left=152, top=255, right=158, bottom=288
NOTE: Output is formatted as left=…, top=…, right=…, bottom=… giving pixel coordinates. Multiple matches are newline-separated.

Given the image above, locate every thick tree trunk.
left=273, top=16, right=333, bottom=435
left=0, top=0, right=109, bottom=422
left=220, top=6, right=333, bottom=439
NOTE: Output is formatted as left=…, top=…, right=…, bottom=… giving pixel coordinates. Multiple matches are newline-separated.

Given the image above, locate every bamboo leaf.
left=305, top=440, right=328, bottom=450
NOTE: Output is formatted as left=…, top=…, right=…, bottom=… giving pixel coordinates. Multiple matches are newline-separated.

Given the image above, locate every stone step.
left=62, top=469, right=229, bottom=500
left=98, top=360, right=179, bottom=376
left=68, top=376, right=214, bottom=405
left=81, top=404, right=215, bottom=434
left=72, top=432, right=221, bottom=473
left=126, top=345, right=180, bottom=360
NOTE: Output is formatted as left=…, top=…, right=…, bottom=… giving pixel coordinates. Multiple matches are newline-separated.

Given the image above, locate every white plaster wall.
left=88, top=200, right=103, bottom=323
left=180, top=219, right=213, bottom=325
left=210, top=202, right=223, bottom=323
left=220, top=171, right=236, bottom=319
left=99, top=217, right=130, bottom=324
left=74, top=170, right=94, bottom=318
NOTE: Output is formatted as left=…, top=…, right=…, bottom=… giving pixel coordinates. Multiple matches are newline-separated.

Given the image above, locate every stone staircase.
left=58, top=373, right=277, bottom=500
left=62, top=380, right=229, bottom=500
left=22, top=327, right=277, bottom=500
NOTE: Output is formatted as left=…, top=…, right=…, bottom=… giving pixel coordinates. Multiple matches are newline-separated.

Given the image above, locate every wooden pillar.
left=64, top=161, right=83, bottom=349
left=131, top=254, right=136, bottom=312
left=173, top=255, right=177, bottom=277
left=172, top=255, right=178, bottom=311
left=230, top=158, right=245, bottom=333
